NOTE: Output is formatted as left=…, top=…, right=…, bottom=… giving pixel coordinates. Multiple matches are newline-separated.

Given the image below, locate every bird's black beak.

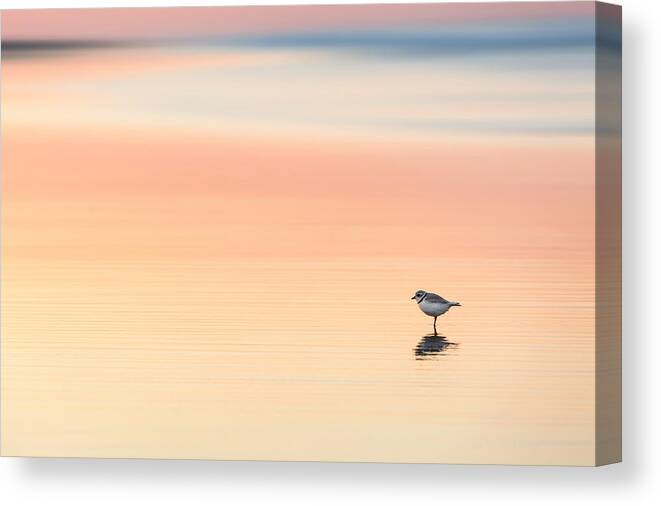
left=411, top=295, right=416, bottom=300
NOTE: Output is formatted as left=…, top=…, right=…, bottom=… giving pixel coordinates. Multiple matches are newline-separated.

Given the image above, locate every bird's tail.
left=450, top=301, right=462, bottom=307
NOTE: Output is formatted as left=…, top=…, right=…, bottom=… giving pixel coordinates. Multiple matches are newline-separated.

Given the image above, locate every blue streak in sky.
left=211, top=18, right=602, bottom=57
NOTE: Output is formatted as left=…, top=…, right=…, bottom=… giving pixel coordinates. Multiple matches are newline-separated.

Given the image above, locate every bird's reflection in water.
left=414, top=334, right=458, bottom=360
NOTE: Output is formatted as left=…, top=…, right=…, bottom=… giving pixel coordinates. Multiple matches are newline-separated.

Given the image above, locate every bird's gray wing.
left=426, top=292, right=450, bottom=304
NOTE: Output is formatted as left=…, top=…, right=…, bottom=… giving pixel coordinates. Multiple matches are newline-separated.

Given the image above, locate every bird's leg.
left=433, top=316, right=438, bottom=336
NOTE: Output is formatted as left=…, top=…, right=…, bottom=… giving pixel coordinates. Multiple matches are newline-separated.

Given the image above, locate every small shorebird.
left=411, top=290, right=461, bottom=335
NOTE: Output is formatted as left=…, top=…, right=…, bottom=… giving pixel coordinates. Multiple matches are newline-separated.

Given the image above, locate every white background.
left=0, top=0, right=657, bottom=504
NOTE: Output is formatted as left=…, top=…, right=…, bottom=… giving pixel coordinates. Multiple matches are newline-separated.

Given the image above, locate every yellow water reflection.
left=2, top=257, right=595, bottom=464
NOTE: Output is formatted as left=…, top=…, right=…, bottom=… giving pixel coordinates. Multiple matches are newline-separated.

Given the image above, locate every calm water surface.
left=2, top=257, right=594, bottom=464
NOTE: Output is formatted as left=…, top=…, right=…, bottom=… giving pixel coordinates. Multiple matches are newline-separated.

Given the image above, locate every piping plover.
left=411, top=290, right=461, bottom=335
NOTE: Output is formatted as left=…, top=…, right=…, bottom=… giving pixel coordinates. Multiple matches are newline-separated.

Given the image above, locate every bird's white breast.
left=418, top=300, right=450, bottom=317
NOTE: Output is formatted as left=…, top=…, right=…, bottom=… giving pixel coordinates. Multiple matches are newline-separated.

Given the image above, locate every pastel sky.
left=1, top=3, right=604, bottom=263
left=2, top=3, right=594, bottom=40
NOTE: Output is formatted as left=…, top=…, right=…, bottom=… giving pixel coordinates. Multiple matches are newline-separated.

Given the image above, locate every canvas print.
left=0, top=2, right=621, bottom=465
